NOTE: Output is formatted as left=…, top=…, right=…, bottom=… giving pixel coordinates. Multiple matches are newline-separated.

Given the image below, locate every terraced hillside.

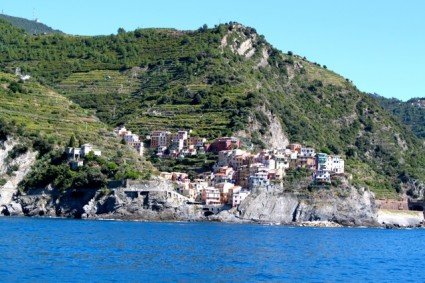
left=57, top=69, right=236, bottom=138
left=0, top=71, right=153, bottom=191
left=0, top=72, right=104, bottom=144
left=0, top=20, right=424, bottom=198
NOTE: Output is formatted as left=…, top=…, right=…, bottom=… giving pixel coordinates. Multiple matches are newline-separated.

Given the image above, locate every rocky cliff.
left=0, top=137, right=37, bottom=214
left=1, top=178, right=206, bottom=221
left=234, top=185, right=378, bottom=226
left=2, top=176, right=424, bottom=227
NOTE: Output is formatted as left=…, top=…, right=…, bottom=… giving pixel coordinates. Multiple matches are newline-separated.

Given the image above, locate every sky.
left=1, top=0, right=424, bottom=101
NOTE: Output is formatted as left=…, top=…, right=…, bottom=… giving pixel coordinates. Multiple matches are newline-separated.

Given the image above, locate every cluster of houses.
left=64, top=125, right=345, bottom=212
left=114, top=126, right=144, bottom=156
left=150, top=130, right=205, bottom=157
left=149, top=130, right=241, bottom=158
left=159, top=141, right=345, bottom=211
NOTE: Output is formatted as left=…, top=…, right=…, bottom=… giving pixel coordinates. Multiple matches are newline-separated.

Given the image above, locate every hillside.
left=0, top=71, right=153, bottom=194
left=0, top=20, right=424, bottom=199
left=0, top=14, right=62, bottom=35
left=372, top=94, right=425, bottom=139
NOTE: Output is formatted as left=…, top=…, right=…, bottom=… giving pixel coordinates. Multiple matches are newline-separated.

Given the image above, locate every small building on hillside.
left=249, top=173, right=269, bottom=190
left=330, top=155, right=345, bottom=174
left=202, top=187, right=221, bottom=205
left=66, top=144, right=101, bottom=160
left=299, top=147, right=316, bottom=158
left=314, top=170, right=331, bottom=183
left=316, top=153, right=331, bottom=171
left=151, top=131, right=172, bottom=148
left=275, top=154, right=290, bottom=170
left=288, top=143, right=302, bottom=153
left=66, top=143, right=101, bottom=169
left=114, top=126, right=144, bottom=156
left=209, top=137, right=240, bottom=153
left=232, top=190, right=250, bottom=207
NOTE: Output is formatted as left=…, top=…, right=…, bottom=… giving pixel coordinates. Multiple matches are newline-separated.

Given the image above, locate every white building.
left=67, top=144, right=101, bottom=160
left=66, top=144, right=101, bottom=169
left=81, top=144, right=102, bottom=157
left=232, top=190, right=250, bottom=207
left=330, top=156, right=345, bottom=174
left=114, top=125, right=129, bottom=137
left=202, top=187, right=221, bottom=205
left=248, top=173, right=270, bottom=189
left=300, top=147, right=316, bottom=158
left=124, top=133, right=139, bottom=143
left=275, top=154, right=289, bottom=170
left=115, top=126, right=144, bottom=156
left=315, top=170, right=331, bottom=183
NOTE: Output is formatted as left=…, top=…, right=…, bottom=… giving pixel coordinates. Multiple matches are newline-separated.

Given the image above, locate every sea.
left=0, top=217, right=423, bottom=282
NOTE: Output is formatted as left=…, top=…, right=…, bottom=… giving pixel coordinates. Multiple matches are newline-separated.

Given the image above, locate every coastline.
left=2, top=210, right=423, bottom=229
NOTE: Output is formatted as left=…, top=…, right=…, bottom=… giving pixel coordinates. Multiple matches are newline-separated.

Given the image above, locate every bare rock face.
left=236, top=105, right=289, bottom=149
left=235, top=183, right=378, bottom=226
left=238, top=190, right=299, bottom=223
left=0, top=137, right=37, bottom=214
left=81, top=181, right=205, bottom=221
left=1, top=201, right=22, bottom=216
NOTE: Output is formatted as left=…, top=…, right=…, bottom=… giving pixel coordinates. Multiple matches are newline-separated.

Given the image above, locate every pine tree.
left=68, top=135, right=76, bottom=148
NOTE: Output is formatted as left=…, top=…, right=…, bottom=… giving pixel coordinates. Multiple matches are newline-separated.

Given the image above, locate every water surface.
left=0, top=217, right=423, bottom=282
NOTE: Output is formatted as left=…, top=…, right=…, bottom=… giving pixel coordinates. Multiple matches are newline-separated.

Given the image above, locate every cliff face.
left=1, top=179, right=205, bottom=221
left=82, top=180, right=205, bottom=221
left=0, top=137, right=36, bottom=214
left=235, top=184, right=378, bottom=226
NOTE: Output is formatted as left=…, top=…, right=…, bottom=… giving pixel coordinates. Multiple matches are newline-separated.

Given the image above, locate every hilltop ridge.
left=0, top=14, right=62, bottom=35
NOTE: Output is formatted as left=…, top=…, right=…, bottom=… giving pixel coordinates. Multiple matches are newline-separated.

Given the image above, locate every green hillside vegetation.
left=0, top=14, right=62, bottom=35
left=372, top=94, right=425, bottom=139
left=0, top=71, right=153, bottom=193
left=0, top=20, right=424, bottom=198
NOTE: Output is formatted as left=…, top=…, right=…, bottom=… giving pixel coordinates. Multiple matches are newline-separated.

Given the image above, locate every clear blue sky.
left=1, top=0, right=424, bottom=101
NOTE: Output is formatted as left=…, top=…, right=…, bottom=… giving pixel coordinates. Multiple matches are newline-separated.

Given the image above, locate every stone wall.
left=376, top=199, right=409, bottom=210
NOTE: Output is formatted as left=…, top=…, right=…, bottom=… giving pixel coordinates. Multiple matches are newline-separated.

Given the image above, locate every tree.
left=117, top=27, right=126, bottom=35
left=192, top=93, right=202, bottom=105
left=68, top=135, right=77, bottom=148
left=9, top=81, right=24, bottom=93
left=198, top=24, right=208, bottom=32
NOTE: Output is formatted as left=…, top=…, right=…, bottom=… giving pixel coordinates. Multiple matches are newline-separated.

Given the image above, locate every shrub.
left=9, top=81, right=24, bottom=93
left=8, top=144, right=28, bottom=160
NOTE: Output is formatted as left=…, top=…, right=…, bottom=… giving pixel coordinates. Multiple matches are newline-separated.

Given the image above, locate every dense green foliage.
left=0, top=19, right=424, bottom=198
left=372, top=94, right=425, bottom=139
left=0, top=15, right=62, bottom=35
left=20, top=149, right=149, bottom=193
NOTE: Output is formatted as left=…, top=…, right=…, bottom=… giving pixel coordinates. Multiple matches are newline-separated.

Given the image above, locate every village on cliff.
left=66, top=126, right=345, bottom=213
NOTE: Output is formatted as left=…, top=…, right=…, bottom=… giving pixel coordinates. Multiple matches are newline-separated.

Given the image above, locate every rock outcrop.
left=81, top=181, right=205, bottom=221
left=377, top=209, right=424, bottom=228
left=0, top=137, right=37, bottom=215
left=232, top=180, right=378, bottom=226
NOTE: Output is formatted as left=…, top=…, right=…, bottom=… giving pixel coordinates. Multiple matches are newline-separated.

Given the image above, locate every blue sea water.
left=0, top=218, right=424, bottom=282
